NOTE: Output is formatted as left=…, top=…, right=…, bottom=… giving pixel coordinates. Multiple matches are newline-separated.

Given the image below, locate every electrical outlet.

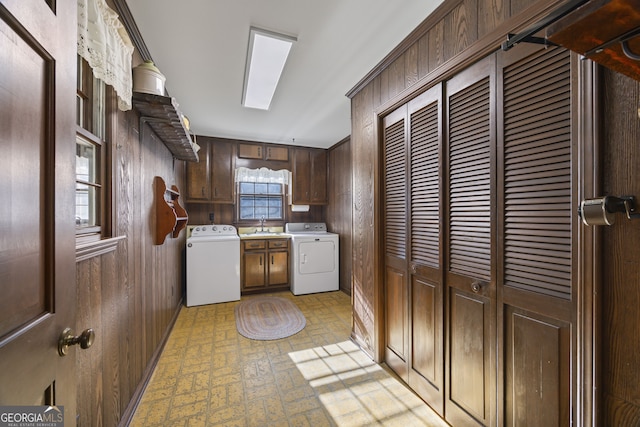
left=209, top=212, right=215, bottom=223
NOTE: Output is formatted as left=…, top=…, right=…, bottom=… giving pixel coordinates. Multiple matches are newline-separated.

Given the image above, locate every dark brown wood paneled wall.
left=327, top=137, right=353, bottom=295
left=75, top=108, right=185, bottom=427
left=601, top=69, right=640, bottom=426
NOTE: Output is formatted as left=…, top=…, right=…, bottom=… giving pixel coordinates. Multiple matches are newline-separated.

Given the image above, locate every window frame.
left=235, top=181, right=286, bottom=225
left=75, top=56, right=115, bottom=247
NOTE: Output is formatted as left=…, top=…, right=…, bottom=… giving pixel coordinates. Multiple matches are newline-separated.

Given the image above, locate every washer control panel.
left=190, top=225, right=238, bottom=237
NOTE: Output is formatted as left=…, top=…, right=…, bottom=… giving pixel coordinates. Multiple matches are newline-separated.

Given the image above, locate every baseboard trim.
left=118, top=300, right=183, bottom=427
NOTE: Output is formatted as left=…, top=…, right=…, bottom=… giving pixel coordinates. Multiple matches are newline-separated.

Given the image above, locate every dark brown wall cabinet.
left=238, top=142, right=289, bottom=161
left=241, top=239, right=290, bottom=293
left=292, top=147, right=327, bottom=205
left=382, top=45, right=576, bottom=426
left=185, top=138, right=235, bottom=203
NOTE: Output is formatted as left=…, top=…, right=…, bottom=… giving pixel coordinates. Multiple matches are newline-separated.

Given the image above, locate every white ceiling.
left=125, top=0, right=443, bottom=149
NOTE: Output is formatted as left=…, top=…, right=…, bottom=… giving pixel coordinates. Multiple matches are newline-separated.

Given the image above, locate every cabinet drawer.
left=268, top=239, right=288, bottom=249
left=243, top=240, right=266, bottom=250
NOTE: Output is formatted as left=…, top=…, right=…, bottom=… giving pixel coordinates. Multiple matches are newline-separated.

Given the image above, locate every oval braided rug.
left=234, top=296, right=306, bottom=340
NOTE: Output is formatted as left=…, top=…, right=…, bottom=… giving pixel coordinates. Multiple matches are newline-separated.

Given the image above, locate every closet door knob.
left=471, top=281, right=485, bottom=293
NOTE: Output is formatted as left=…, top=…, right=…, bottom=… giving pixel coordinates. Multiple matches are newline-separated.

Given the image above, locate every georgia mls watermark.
left=0, top=406, right=64, bottom=427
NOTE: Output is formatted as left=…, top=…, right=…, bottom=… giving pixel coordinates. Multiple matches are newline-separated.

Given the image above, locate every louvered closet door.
left=407, top=84, right=444, bottom=415
left=383, top=106, right=409, bottom=381
left=445, top=56, right=496, bottom=427
left=498, top=44, right=574, bottom=426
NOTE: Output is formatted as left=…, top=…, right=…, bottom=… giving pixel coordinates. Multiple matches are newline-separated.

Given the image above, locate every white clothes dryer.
left=285, top=223, right=339, bottom=295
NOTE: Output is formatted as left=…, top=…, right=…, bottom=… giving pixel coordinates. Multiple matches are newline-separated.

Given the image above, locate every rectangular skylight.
left=242, top=27, right=296, bottom=110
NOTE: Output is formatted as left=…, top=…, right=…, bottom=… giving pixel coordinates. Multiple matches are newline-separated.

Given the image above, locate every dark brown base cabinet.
left=241, top=239, right=290, bottom=293
left=382, top=44, right=580, bottom=426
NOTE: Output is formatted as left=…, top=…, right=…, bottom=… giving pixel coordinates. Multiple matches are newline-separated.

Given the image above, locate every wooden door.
left=211, top=140, right=234, bottom=203
left=268, top=250, right=289, bottom=286
left=292, top=148, right=311, bottom=204
left=444, top=56, right=496, bottom=427
left=407, top=83, right=444, bottom=415
left=242, top=252, right=266, bottom=289
left=265, top=145, right=288, bottom=162
left=0, top=0, right=77, bottom=419
left=186, top=140, right=211, bottom=202
left=497, top=44, right=574, bottom=426
left=383, top=105, right=409, bottom=381
left=310, top=149, right=327, bottom=204
left=238, top=143, right=263, bottom=159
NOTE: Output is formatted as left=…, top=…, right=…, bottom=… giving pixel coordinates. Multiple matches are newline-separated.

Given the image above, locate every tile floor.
left=129, top=291, right=448, bottom=426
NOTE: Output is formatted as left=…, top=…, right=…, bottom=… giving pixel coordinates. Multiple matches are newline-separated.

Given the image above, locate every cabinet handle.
left=260, top=256, right=262, bottom=266
left=271, top=255, right=274, bottom=265
left=201, top=186, right=205, bottom=197
left=250, top=243, right=259, bottom=248
left=214, top=187, right=218, bottom=197
left=258, top=147, right=262, bottom=157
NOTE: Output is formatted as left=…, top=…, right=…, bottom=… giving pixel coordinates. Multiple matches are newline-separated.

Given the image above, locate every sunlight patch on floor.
left=289, top=340, right=448, bottom=427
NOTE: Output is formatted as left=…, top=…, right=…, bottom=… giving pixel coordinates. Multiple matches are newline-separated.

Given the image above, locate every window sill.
left=76, top=235, right=126, bottom=262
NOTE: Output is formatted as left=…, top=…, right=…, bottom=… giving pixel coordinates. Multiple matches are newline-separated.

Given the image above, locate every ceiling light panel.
left=242, top=27, right=296, bottom=110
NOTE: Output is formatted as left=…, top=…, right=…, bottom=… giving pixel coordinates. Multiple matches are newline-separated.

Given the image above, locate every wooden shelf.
left=547, top=0, right=640, bottom=82
left=154, top=176, right=188, bottom=245
left=132, top=92, right=199, bottom=162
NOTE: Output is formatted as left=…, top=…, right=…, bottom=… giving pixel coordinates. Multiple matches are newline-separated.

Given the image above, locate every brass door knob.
left=58, top=327, right=95, bottom=356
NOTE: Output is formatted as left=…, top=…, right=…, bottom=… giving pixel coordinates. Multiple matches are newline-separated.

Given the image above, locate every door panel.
left=299, top=240, right=335, bottom=274
left=383, top=105, right=409, bottom=380
left=445, top=55, right=495, bottom=427
left=407, top=83, right=444, bottom=414
left=243, top=252, right=265, bottom=288
left=268, top=251, right=288, bottom=285
left=0, top=0, right=76, bottom=417
left=497, top=44, right=574, bottom=426
left=385, top=266, right=408, bottom=380
left=504, top=307, right=570, bottom=426
left=449, top=289, right=490, bottom=422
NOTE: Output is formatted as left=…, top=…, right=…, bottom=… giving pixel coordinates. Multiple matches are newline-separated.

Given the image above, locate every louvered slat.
left=385, top=120, right=406, bottom=259
left=449, top=78, right=491, bottom=280
left=503, top=47, right=572, bottom=299
left=411, top=102, right=440, bottom=268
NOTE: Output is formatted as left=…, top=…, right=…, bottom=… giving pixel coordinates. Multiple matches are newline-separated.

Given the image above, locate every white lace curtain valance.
left=78, top=0, right=134, bottom=111
left=235, top=167, right=290, bottom=185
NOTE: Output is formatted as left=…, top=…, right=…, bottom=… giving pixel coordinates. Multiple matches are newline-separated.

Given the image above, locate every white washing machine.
left=286, top=223, right=339, bottom=295
left=186, top=225, right=240, bottom=306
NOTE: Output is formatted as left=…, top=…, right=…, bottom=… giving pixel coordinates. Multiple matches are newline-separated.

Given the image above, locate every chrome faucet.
left=260, top=215, right=265, bottom=232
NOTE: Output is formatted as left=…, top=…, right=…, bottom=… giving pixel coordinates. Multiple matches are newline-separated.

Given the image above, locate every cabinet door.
left=310, top=149, right=327, bottom=203
left=185, top=142, right=211, bottom=201
left=268, top=250, right=289, bottom=286
left=242, top=252, right=265, bottom=289
left=265, top=146, right=289, bottom=161
left=292, top=148, right=311, bottom=204
left=211, top=140, right=234, bottom=203
left=238, top=143, right=262, bottom=159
